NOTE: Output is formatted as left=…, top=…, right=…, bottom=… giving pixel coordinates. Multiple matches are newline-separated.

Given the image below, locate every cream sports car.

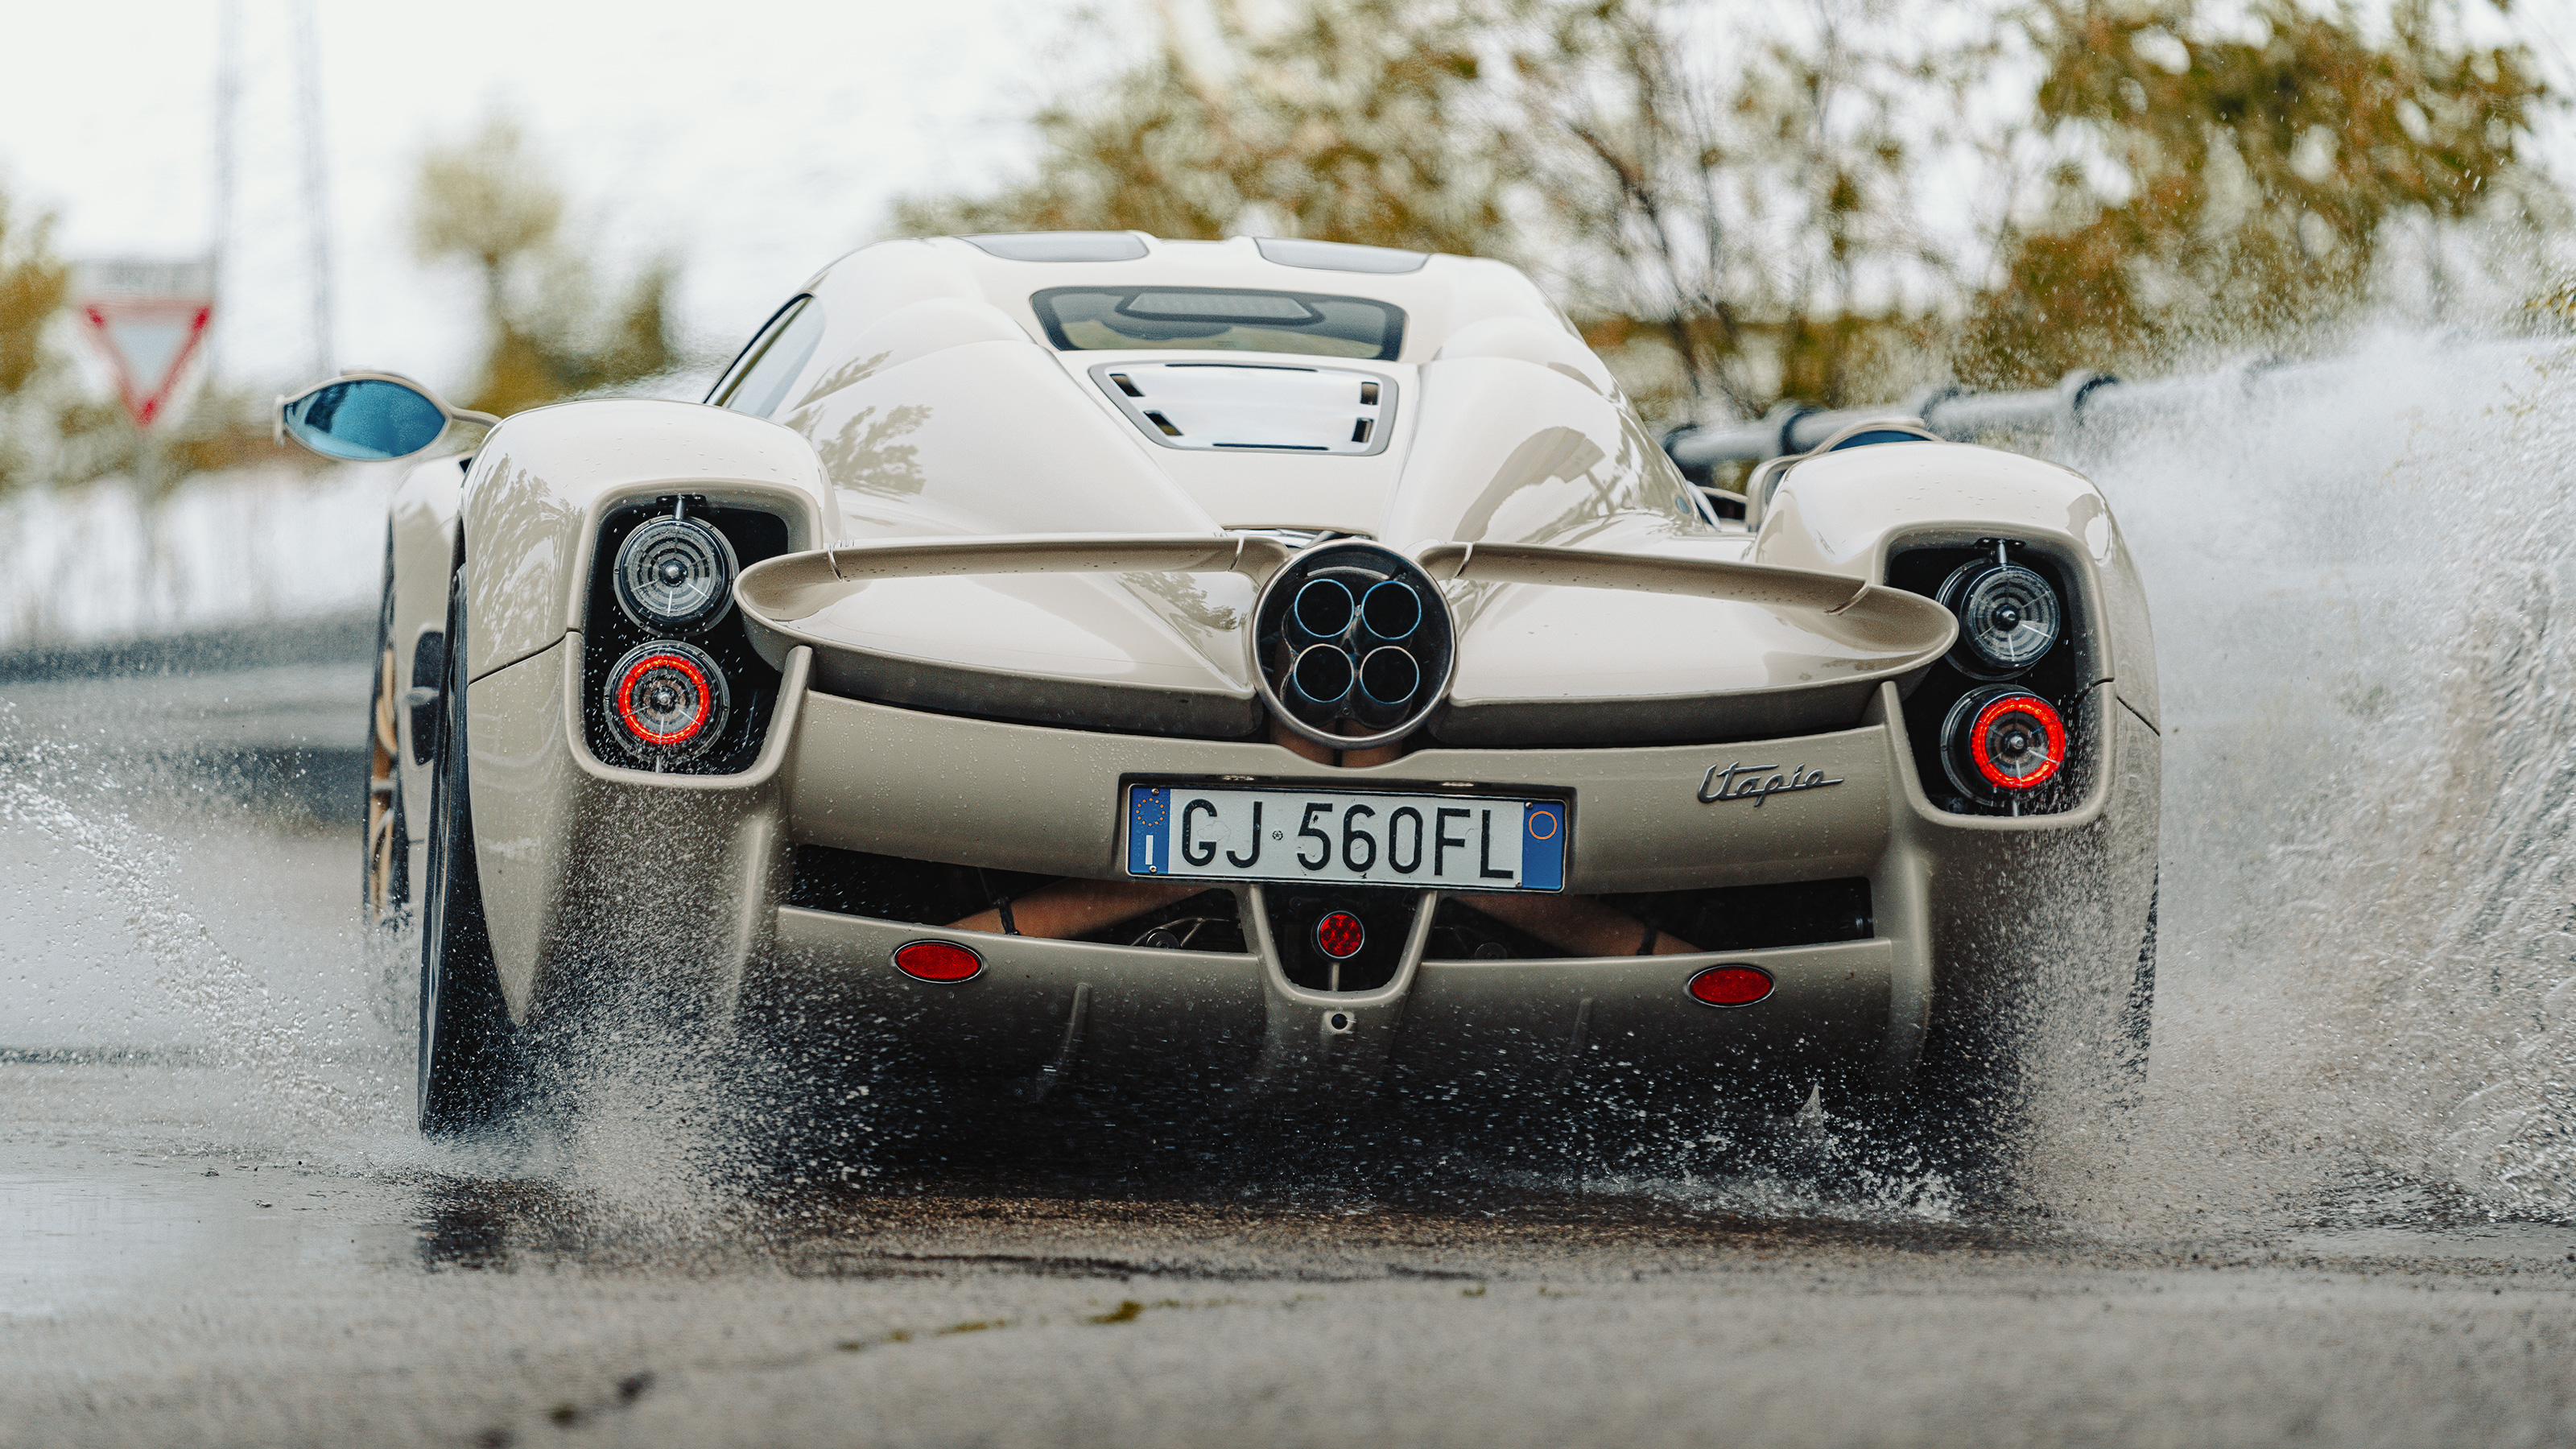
left=282, top=232, right=2160, bottom=1138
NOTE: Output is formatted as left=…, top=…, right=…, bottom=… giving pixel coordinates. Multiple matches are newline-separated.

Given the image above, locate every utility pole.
left=293, top=0, right=335, bottom=380
left=207, top=0, right=241, bottom=385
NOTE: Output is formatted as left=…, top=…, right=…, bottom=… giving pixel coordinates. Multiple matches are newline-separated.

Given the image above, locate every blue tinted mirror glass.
left=1827, top=428, right=1930, bottom=452
left=281, top=379, right=448, bottom=460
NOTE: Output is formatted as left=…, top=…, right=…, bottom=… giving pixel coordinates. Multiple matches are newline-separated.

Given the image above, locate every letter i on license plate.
left=1124, top=784, right=1565, bottom=891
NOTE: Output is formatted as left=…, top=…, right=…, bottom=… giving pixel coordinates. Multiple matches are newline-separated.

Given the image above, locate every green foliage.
left=413, top=118, right=682, bottom=418
left=0, top=188, right=117, bottom=496
left=1959, top=0, right=2555, bottom=388
left=890, top=0, right=1517, bottom=254
left=0, top=192, right=68, bottom=400
left=898, top=0, right=2559, bottom=423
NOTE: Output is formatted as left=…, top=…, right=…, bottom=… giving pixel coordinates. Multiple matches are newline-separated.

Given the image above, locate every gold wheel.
left=365, top=637, right=403, bottom=928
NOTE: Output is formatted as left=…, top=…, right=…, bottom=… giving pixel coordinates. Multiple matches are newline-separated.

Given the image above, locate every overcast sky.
left=3, top=0, right=2570, bottom=405
left=0, top=0, right=1092, bottom=397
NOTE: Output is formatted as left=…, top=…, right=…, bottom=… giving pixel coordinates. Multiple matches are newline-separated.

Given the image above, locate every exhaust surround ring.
left=1253, top=540, right=1455, bottom=749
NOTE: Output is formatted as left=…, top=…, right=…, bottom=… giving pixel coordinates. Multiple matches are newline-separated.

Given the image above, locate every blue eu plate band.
left=1129, top=786, right=1173, bottom=875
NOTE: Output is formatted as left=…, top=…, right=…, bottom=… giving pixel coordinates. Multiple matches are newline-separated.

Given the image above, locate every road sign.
left=76, top=258, right=216, bottom=428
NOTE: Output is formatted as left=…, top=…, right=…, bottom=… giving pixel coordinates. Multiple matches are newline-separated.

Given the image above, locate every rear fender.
left=387, top=452, right=469, bottom=870
left=1754, top=441, right=2157, bottom=727
left=456, top=398, right=837, bottom=682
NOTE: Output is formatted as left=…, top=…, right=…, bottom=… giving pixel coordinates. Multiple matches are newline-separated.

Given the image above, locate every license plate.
left=1124, top=783, right=1565, bottom=891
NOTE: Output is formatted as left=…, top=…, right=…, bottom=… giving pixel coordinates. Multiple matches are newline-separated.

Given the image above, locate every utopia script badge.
left=1697, top=762, right=1843, bottom=807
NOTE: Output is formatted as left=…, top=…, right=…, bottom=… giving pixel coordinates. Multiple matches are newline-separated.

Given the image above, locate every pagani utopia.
left=283, top=232, right=2159, bottom=1136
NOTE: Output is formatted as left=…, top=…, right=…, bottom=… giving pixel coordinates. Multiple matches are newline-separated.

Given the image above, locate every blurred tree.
left=1502, top=0, right=1967, bottom=419
left=0, top=192, right=65, bottom=402
left=890, top=0, right=1517, bottom=255
left=413, top=118, right=682, bottom=417
left=2537, top=277, right=2576, bottom=328
left=1955, top=0, right=2554, bottom=387
left=0, top=187, right=126, bottom=497
left=901, top=0, right=2555, bottom=424
left=894, top=0, right=1963, bottom=418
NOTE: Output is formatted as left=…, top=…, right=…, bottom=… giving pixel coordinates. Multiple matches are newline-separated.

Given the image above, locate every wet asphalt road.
left=6, top=1055, right=2576, bottom=1449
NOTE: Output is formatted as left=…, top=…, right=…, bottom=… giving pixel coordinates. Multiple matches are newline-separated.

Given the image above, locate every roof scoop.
left=1089, top=362, right=1393, bottom=456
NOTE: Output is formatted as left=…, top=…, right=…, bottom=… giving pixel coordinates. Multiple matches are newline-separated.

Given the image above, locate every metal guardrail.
left=1660, top=337, right=2571, bottom=471
left=1665, top=369, right=2129, bottom=471
left=0, top=613, right=374, bottom=685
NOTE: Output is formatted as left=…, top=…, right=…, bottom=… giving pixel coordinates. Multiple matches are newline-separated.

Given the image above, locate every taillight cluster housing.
left=1890, top=539, right=2085, bottom=816
left=580, top=497, right=789, bottom=774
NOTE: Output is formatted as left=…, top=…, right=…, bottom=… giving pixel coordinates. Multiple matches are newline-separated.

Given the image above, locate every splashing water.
left=0, top=746, right=381, bottom=1129
left=1488, top=332, right=2576, bottom=1232
left=2074, top=332, right=2576, bottom=1228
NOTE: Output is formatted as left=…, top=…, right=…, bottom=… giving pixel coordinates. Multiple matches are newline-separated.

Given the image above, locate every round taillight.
left=894, top=939, right=982, bottom=983
left=1687, top=965, right=1773, bottom=1007
left=1315, top=910, right=1364, bottom=960
left=605, top=640, right=729, bottom=761
left=614, top=515, right=738, bottom=630
left=1936, top=559, right=2060, bottom=679
left=1941, top=686, right=2066, bottom=798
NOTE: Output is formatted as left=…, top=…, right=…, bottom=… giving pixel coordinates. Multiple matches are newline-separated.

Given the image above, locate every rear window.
left=1032, top=286, right=1403, bottom=361
left=710, top=295, right=824, bottom=419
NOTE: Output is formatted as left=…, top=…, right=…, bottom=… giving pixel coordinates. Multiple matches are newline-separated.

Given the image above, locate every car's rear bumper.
left=762, top=902, right=1897, bottom=1103
left=464, top=637, right=2154, bottom=1106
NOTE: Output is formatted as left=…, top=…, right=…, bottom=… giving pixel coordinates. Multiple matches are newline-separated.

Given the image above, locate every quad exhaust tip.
left=1290, top=643, right=1356, bottom=704
left=1253, top=540, right=1456, bottom=750
left=1360, top=580, right=1421, bottom=640
left=1291, top=578, right=1356, bottom=642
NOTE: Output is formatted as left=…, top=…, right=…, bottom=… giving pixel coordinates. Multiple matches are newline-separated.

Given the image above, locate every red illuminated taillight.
left=604, top=639, right=729, bottom=762
left=893, top=939, right=983, bottom=983
left=1686, top=964, right=1773, bottom=1007
left=1940, top=685, right=2066, bottom=799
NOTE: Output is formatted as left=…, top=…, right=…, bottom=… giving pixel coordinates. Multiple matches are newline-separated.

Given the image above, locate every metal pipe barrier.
left=1658, top=336, right=2573, bottom=472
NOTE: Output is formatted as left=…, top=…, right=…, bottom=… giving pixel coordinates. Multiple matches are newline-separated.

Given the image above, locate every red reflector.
left=1687, top=964, right=1773, bottom=1008
left=1314, top=910, right=1364, bottom=960
left=893, top=939, right=982, bottom=983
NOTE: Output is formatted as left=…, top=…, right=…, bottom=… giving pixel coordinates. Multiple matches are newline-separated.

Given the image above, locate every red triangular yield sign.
left=80, top=299, right=213, bottom=428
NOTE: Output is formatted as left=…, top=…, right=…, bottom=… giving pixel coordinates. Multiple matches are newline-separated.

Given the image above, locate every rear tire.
left=419, top=565, right=517, bottom=1136
left=1900, top=877, right=2161, bottom=1193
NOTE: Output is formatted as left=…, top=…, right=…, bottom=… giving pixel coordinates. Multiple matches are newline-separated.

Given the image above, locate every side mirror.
left=275, top=372, right=501, bottom=462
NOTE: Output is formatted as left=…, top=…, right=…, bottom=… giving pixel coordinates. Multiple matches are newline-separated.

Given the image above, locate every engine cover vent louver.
left=1089, top=362, right=1395, bottom=456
